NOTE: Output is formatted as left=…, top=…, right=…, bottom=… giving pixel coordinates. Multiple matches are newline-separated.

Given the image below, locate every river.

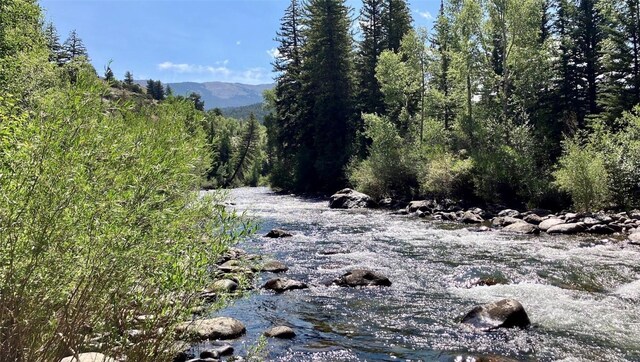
left=208, top=187, right=640, bottom=361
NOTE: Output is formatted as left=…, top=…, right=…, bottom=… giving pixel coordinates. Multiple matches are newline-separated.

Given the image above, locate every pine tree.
left=384, top=0, right=413, bottom=52
left=269, top=0, right=304, bottom=190
left=428, top=0, right=455, bottom=129
left=166, top=85, right=173, bottom=97
left=575, top=0, right=603, bottom=118
left=124, top=71, right=134, bottom=86
left=225, top=114, right=262, bottom=187
left=43, top=22, right=62, bottom=64
left=60, top=30, right=88, bottom=64
left=356, top=0, right=387, bottom=115
left=598, top=0, right=640, bottom=124
left=188, top=92, right=205, bottom=111
left=300, top=0, right=356, bottom=191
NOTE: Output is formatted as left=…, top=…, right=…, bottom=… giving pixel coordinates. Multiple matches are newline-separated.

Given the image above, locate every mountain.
left=135, top=80, right=273, bottom=109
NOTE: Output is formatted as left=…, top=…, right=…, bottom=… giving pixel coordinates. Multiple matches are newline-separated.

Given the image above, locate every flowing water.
left=206, top=187, right=640, bottom=361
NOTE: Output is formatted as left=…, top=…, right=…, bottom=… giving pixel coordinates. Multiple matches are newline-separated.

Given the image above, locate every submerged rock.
left=502, top=222, right=539, bottom=234
left=262, top=260, right=289, bottom=273
left=262, top=277, right=308, bottom=293
left=460, top=299, right=531, bottom=331
left=329, top=188, right=376, bottom=209
left=264, top=326, right=296, bottom=339
left=332, top=269, right=391, bottom=287
left=176, top=317, right=246, bottom=341
left=265, top=229, right=293, bottom=238
left=60, top=353, right=115, bottom=362
left=461, top=211, right=484, bottom=224
left=586, top=224, right=615, bottom=235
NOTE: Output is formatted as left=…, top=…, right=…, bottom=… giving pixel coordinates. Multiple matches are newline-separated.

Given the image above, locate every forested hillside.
left=266, top=0, right=640, bottom=212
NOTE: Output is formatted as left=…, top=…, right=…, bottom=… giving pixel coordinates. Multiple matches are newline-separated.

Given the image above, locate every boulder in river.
left=262, top=277, right=308, bottom=293
left=460, top=299, right=531, bottom=331
left=522, top=214, right=543, bottom=225
left=264, top=326, right=296, bottom=339
left=498, top=209, right=520, bottom=218
left=502, top=222, right=539, bottom=234
left=491, top=216, right=522, bottom=227
left=461, top=211, right=484, bottom=224
left=407, top=200, right=436, bottom=213
left=262, top=260, right=289, bottom=273
left=176, top=317, right=246, bottom=341
left=586, top=224, right=615, bottom=235
left=628, top=232, right=640, bottom=245
left=211, top=279, right=238, bottom=293
left=332, top=269, right=391, bottom=287
left=265, top=229, right=293, bottom=238
left=538, top=218, right=565, bottom=232
left=547, top=222, right=586, bottom=234
left=60, top=353, right=115, bottom=362
left=329, top=188, right=376, bottom=209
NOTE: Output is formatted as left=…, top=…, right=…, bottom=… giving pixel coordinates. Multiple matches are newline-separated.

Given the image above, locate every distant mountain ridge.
left=135, top=80, right=273, bottom=109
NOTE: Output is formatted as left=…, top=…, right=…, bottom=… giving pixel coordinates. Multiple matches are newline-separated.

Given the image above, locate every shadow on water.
left=204, top=187, right=640, bottom=361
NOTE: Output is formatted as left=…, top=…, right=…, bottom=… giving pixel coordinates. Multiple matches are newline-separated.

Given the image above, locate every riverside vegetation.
left=0, top=1, right=262, bottom=361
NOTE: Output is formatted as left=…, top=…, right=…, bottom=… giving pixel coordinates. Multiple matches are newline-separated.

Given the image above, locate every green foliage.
left=0, top=69, right=252, bottom=361
left=554, top=138, right=610, bottom=211
left=348, top=114, right=417, bottom=199
left=420, top=151, right=473, bottom=198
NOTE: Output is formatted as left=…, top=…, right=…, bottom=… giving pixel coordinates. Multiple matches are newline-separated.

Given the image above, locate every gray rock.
left=176, top=317, right=246, bottom=341
left=262, top=278, right=308, bottom=293
left=213, top=344, right=234, bottom=356
left=523, top=214, right=543, bottom=225
left=211, top=279, right=238, bottom=293
left=498, top=209, right=520, bottom=218
left=564, top=212, right=583, bottom=222
left=628, top=232, right=640, bottom=245
left=200, top=350, right=220, bottom=359
left=265, top=228, right=293, bottom=238
left=332, top=269, right=391, bottom=287
left=264, top=326, right=296, bottom=339
left=629, top=210, right=640, bottom=220
left=582, top=217, right=602, bottom=227
left=491, top=216, right=522, bottom=227
left=460, top=299, right=531, bottom=331
left=538, top=218, right=565, bottom=231
left=461, top=211, right=484, bottom=224
left=440, top=212, right=457, bottom=221
left=586, top=224, right=615, bottom=235
left=595, top=214, right=614, bottom=224
left=262, top=260, right=289, bottom=273
left=60, top=353, right=115, bottom=362
left=502, top=222, right=539, bottom=234
left=407, top=200, right=435, bottom=213
left=329, top=188, right=376, bottom=209
left=217, top=260, right=250, bottom=274
left=547, top=222, right=586, bottom=234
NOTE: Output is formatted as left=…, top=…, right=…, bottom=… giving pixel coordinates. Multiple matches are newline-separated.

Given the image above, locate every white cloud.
left=267, top=47, right=281, bottom=59
left=417, top=10, right=434, bottom=20
left=157, top=61, right=272, bottom=84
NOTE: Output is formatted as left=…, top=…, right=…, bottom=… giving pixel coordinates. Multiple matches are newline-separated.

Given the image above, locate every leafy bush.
left=553, top=138, right=610, bottom=211
left=348, top=113, right=418, bottom=199
left=0, top=71, right=252, bottom=362
left=420, top=151, right=473, bottom=198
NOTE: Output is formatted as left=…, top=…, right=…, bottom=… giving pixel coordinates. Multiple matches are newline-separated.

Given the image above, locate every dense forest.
left=267, top=0, right=640, bottom=212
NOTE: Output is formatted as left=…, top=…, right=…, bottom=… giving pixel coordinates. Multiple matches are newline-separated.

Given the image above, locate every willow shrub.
left=553, top=138, right=611, bottom=212
left=0, top=71, right=252, bottom=362
left=348, top=113, right=419, bottom=199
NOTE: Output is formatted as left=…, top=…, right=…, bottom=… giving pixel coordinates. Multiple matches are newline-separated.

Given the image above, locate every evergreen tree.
left=575, top=0, right=603, bottom=118
left=43, top=22, right=62, bottom=64
left=269, top=0, right=304, bottom=190
left=146, top=79, right=165, bottom=100
left=60, top=30, right=88, bottom=64
left=384, top=0, right=413, bottom=52
left=356, top=0, right=387, bottom=115
left=428, top=0, right=456, bottom=129
left=300, top=0, right=356, bottom=191
left=124, top=71, right=134, bottom=86
left=166, top=85, right=173, bottom=97
left=188, top=92, right=205, bottom=111
left=598, top=0, right=640, bottom=124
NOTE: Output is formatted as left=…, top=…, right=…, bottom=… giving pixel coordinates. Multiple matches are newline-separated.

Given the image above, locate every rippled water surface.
left=210, top=187, right=640, bottom=361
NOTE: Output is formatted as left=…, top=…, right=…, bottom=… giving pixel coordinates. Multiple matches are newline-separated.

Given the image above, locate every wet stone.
left=461, top=299, right=531, bottom=331
left=264, top=326, right=296, bottom=339
left=262, top=260, right=289, bottom=273
left=262, top=277, right=308, bottom=293
left=265, top=228, right=293, bottom=238
left=332, top=269, right=391, bottom=287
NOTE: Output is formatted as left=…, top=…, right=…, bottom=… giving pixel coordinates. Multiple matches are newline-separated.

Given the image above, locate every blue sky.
left=39, top=0, right=439, bottom=85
